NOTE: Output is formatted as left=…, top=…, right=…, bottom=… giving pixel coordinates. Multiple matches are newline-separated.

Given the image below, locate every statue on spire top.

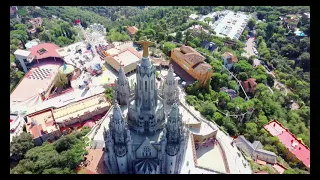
left=136, top=39, right=154, bottom=58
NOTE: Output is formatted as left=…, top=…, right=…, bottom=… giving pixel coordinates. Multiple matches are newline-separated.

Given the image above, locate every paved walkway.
left=81, top=148, right=107, bottom=174
left=243, top=37, right=255, bottom=58
left=177, top=86, right=252, bottom=174
left=196, top=141, right=226, bottom=173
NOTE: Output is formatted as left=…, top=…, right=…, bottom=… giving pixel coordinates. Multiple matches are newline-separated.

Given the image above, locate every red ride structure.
left=75, top=19, right=81, bottom=25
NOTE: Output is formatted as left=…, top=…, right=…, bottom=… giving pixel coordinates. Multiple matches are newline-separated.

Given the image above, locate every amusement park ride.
left=76, top=20, right=115, bottom=60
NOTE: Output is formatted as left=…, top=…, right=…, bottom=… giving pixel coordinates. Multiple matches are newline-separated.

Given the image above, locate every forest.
left=10, top=6, right=310, bottom=174
left=10, top=127, right=91, bottom=174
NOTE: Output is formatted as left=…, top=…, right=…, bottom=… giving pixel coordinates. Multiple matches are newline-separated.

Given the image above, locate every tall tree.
left=10, top=132, right=34, bottom=160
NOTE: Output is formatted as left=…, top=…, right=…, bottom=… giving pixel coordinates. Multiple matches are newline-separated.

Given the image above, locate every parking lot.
left=213, top=11, right=250, bottom=40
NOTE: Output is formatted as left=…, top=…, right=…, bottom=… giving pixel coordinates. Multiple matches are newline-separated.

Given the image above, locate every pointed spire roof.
left=110, top=101, right=126, bottom=132
left=118, top=65, right=127, bottom=83
left=113, top=101, right=122, bottom=118
left=166, top=64, right=175, bottom=83
left=169, top=103, right=179, bottom=119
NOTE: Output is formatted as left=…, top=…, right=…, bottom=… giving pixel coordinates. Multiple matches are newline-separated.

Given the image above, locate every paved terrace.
left=53, top=93, right=110, bottom=123
left=178, top=86, right=252, bottom=174
left=214, top=11, right=250, bottom=40
left=87, top=101, right=224, bottom=174
left=26, top=109, right=58, bottom=139
left=196, top=140, right=226, bottom=173
left=25, top=85, right=106, bottom=115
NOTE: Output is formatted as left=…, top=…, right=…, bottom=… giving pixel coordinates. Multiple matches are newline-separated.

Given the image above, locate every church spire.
left=166, top=64, right=175, bottom=83
left=109, top=101, right=126, bottom=134
left=118, top=64, right=127, bottom=84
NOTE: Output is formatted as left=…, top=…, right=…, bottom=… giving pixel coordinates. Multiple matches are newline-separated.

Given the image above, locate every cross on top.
left=120, top=61, right=124, bottom=68
left=136, top=39, right=154, bottom=58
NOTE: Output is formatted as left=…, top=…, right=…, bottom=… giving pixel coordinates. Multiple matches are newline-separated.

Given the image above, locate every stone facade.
left=104, top=40, right=188, bottom=174
left=114, top=66, right=130, bottom=105
left=162, top=64, right=179, bottom=106
left=127, top=53, right=165, bottom=134
left=235, top=135, right=277, bottom=164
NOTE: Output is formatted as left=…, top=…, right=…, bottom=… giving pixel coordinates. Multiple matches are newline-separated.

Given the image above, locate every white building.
left=189, top=14, right=199, bottom=20
left=10, top=113, right=26, bottom=143
left=13, top=49, right=31, bottom=73
left=25, top=40, right=39, bottom=50
left=222, top=52, right=238, bottom=70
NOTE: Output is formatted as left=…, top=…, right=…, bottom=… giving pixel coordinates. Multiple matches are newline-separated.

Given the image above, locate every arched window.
left=142, top=146, right=151, bottom=157
left=145, top=81, right=147, bottom=92
left=151, top=80, right=154, bottom=90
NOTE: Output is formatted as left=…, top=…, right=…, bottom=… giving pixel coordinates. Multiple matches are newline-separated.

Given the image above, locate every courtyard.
left=196, top=139, right=227, bottom=173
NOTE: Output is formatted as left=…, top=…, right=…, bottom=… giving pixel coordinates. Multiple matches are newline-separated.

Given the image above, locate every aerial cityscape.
left=10, top=6, right=310, bottom=174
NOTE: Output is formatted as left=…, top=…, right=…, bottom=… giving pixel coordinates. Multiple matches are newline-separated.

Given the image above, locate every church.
left=104, top=40, right=188, bottom=174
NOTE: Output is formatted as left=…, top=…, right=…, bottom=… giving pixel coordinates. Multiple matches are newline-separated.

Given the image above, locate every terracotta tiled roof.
left=193, top=63, right=212, bottom=74
left=29, top=43, right=61, bottom=60
left=127, top=26, right=139, bottom=35
left=176, top=46, right=205, bottom=66
left=180, top=46, right=200, bottom=55
left=247, top=78, right=257, bottom=87
left=26, top=109, right=59, bottom=139
left=126, top=47, right=142, bottom=59
left=222, top=52, right=238, bottom=64
left=184, top=53, right=206, bottom=66
left=152, top=58, right=169, bottom=66
left=242, top=78, right=257, bottom=93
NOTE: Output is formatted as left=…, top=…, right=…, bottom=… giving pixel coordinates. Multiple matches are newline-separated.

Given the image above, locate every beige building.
left=26, top=109, right=61, bottom=146
left=104, top=47, right=142, bottom=74
left=54, top=93, right=110, bottom=127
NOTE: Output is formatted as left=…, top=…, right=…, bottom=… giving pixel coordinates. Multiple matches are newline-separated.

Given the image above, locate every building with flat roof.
left=54, top=93, right=110, bottom=127
left=104, top=47, right=142, bottom=74
left=24, top=93, right=110, bottom=145
left=171, top=46, right=213, bottom=87
left=14, top=49, right=31, bottom=73
left=26, top=109, right=61, bottom=145
left=264, top=120, right=310, bottom=171
left=13, top=43, right=61, bottom=73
